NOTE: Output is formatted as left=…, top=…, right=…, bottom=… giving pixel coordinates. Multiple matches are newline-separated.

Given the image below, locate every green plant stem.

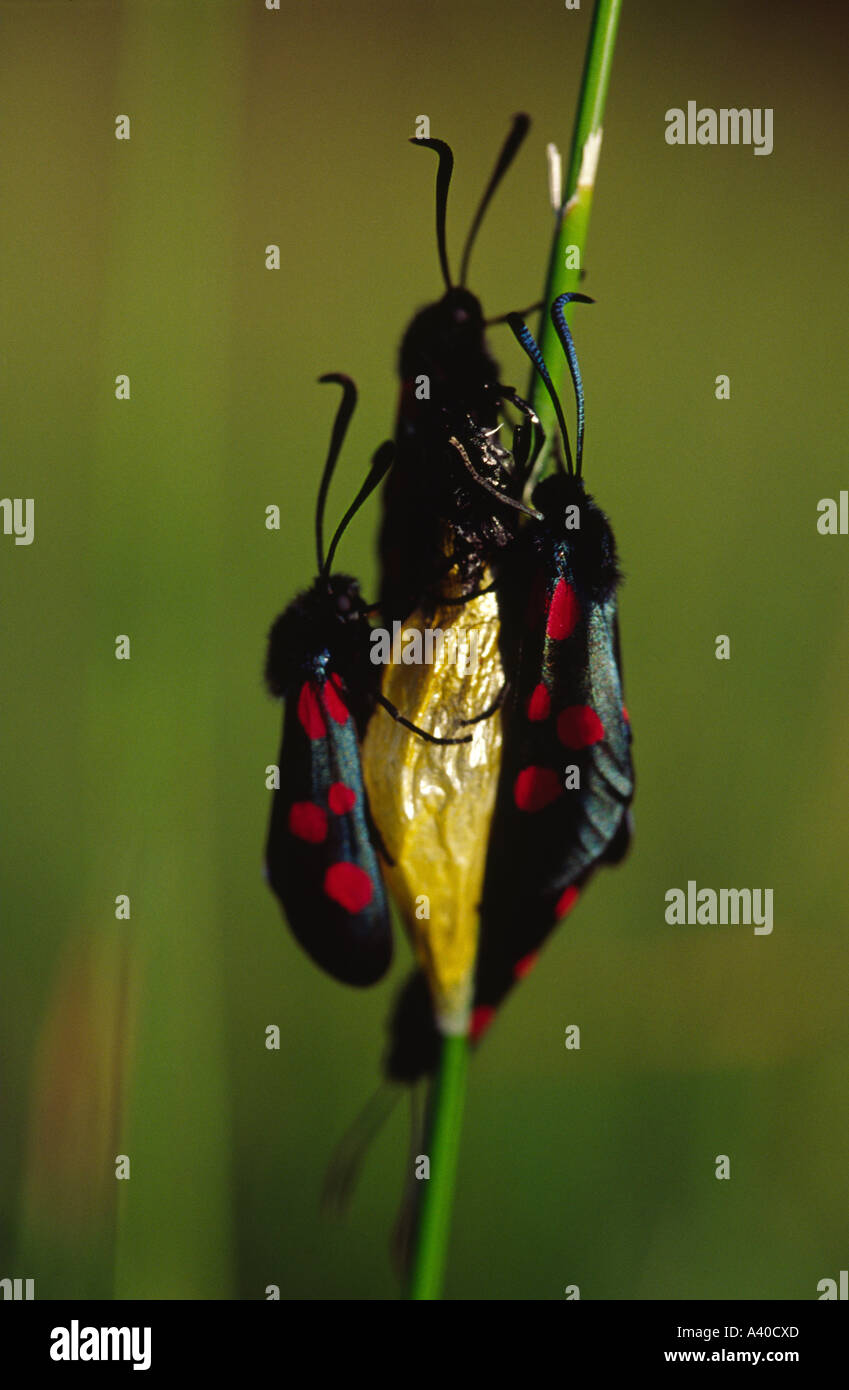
left=530, top=0, right=623, bottom=470
left=406, top=5, right=623, bottom=1303
left=406, top=1034, right=469, bottom=1300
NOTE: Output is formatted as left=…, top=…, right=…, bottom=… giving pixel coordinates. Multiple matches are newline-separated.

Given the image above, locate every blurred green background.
left=1, top=0, right=847, bottom=1301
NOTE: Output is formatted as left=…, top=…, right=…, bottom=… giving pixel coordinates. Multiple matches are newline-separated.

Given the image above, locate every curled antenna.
left=410, top=137, right=455, bottom=290
left=506, top=315, right=574, bottom=475
left=459, top=113, right=530, bottom=287
left=551, top=293, right=594, bottom=477
left=323, top=441, right=394, bottom=577
left=315, top=374, right=357, bottom=573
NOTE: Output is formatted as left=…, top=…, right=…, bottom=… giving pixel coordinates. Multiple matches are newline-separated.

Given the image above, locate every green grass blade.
left=530, top=0, right=623, bottom=471
left=406, top=1035, right=469, bottom=1300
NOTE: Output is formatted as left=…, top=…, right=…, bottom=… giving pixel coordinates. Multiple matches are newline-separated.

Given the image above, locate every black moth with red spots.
left=265, top=376, right=394, bottom=987
left=473, top=472, right=633, bottom=1032
left=385, top=294, right=635, bottom=1077
left=476, top=295, right=635, bottom=1037
left=378, top=116, right=541, bottom=625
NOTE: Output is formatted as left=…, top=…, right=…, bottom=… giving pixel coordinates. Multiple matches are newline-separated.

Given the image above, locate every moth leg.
left=485, top=298, right=543, bottom=325
left=498, top=382, right=545, bottom=487
left=458, top=683, right=507, bottom=726
left=438, top=578, right=497, bottom=606
left=367, top=807, right=397, bottom=868
left=377, top=693, right=473, bottom=745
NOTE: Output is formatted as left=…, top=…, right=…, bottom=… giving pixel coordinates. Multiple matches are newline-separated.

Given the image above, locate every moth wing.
left=475, top=557, right=634, bottom=1016
left=266, top=673, right=392, bottom=987
left=545, top=595, right=634, bottom=890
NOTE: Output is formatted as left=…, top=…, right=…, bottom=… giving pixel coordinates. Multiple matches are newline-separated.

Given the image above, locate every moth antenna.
left=411, top=137, right=454, bottom=291
left=506, top=314, right=574, bottom=475
left=448, top=434, right=542, bottom=520
left=551, top=293, right=594, bottom=478
left=323, top=440, right=394, bottom=577
left=314, top=374, right=358, bottom=574
left=485, top=298, right=543, bottom=326
left=459, top=113, right=530, bottom=287
left=321, top=1084, right=400, bottom=1217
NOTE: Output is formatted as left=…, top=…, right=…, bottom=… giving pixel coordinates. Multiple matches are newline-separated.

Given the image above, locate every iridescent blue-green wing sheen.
left=265, top=663, right=393, bottom=987
left=472, top=473, right=634, bottom=1021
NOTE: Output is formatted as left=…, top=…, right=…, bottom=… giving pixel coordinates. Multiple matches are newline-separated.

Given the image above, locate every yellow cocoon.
left=363, top=577, right=503, bottom=1035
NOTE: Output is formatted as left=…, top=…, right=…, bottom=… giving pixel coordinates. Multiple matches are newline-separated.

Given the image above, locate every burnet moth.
left=384, top=293, right=634, bottom=1074
left=472, top=292, right=635, bottom=1032
left=378, top=115, right=541, bottom=627
left=264, top=375, right=395, bottom=987
left=362, top=121, right=546, bottom=1042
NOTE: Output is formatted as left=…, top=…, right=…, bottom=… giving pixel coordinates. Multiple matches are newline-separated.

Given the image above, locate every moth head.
left=264, top=575, right=368, bottom=697
left=533, top=473, right=621, bottom=599
left=399, top=287, right=489, bottom=383
left=324, top=573, right=367, bottom=626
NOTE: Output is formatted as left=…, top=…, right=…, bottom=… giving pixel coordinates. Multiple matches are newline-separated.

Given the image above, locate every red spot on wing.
left=328, top=782, right=357, bottom=815
left=324, top=676, right=350, bottom=726
left=324, top=862, right=373, bottom=914
left=555, top=885, right=579, bottom=920
left=470, top=1005, right=496, bottom=1042
left=514, top=766, right=562, bottom=812
left=288, top=802, right=328, bottom=843
left=513, top=951, right=539, bottom=980
left=546, top=578, right=580, bottom=640
left=557, top=705, right=605, bottom=748
left=526, top=683, right=551, bottom=722
left=297, top=683, right=326, bottom=739
left=622, top=704, right=630, bottom=723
